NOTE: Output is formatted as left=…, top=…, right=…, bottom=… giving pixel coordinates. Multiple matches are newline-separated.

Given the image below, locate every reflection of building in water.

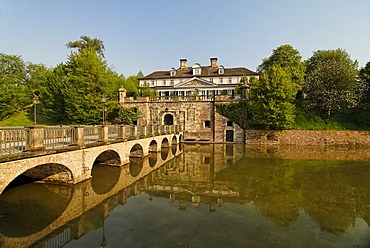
left=141, top=144, right=246, bottom=212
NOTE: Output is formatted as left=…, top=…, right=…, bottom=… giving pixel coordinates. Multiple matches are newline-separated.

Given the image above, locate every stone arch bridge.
left=0, top=124, right=183, bottom=195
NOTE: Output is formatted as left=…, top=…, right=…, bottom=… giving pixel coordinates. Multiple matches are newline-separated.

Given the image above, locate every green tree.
left=44, top=37, right=123, bottom=124
left=136, top=71, right=144, bottom=78
left=304, top=49, right=363, bottom=119
left=258, top=44, right=305, bottom=87
left=249, top=66, right=297, bottom=129
left=305, top=49, right=358, bottom=74
left=66, top=35, right=105, bottom=58
left=123, top=75, right=140, bottom=97
left=0, top=53, right=29, bottom=120
left=0, top=54, right=49, bottom=121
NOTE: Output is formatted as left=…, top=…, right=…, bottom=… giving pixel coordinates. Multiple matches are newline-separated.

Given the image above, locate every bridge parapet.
left=0, top=124, right=183, bottom=159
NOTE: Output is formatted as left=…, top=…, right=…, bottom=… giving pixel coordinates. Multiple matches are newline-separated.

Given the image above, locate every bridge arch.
left=171, top=135, right=177, bottom=145
left=149, top=140, right=158, bottom=153
left=130, top=144, right=144, bottom=158
left=94, top=150, right=121, bottom=166
left=3, top=163, right=74, bottom=193
left=161, top=138, right=170, bottom=148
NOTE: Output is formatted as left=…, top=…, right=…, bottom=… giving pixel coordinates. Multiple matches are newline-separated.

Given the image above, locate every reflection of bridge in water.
left=0, top=144, right=183, bottom=248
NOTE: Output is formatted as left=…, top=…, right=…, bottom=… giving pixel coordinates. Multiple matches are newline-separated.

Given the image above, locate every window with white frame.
left=192, top=63, right=201, bottom=75
left=163, top=80, right=166, bottom=86
left=228, top=77, right=232, bottom=83
left=218, top=65, right=224, bottom=74
left=170, top=80, right=174, bottom=85
left=151, top=80, right=155, bottom=87
left=210, top=78, right=213, bottom=83
left=219, top=78, right=223, bottom=83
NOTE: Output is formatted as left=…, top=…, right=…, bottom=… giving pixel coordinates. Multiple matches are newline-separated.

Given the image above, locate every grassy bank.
left=0, top=111, right=58, bottom=127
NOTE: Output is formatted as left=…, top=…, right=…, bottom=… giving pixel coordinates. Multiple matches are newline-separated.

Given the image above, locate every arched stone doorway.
left=164, top=114, right=174, bottom=125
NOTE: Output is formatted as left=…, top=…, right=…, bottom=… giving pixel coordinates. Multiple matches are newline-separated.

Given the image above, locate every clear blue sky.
left=1, top=0, right=370, bottom=76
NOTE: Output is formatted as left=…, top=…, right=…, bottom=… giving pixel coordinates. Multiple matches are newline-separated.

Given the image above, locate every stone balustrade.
left=122, top=94, right=241, bottom=103
left=0, top=124, right=183, bottom=157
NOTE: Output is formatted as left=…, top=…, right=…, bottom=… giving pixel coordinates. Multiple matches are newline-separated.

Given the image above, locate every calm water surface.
left=0, top=144, right=370, bottom=248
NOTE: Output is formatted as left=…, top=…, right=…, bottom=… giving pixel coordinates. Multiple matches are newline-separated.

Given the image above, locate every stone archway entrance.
left=164, top=114, right=174, bottom=125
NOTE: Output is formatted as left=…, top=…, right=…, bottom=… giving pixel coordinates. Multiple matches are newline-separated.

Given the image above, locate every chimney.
left=180, top=59, right=187, bottom=69
left=210, top=57, right=218, bottom=68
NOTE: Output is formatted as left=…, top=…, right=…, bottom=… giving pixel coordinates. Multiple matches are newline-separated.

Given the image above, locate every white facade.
left=139, top=58, right=259, bottom=97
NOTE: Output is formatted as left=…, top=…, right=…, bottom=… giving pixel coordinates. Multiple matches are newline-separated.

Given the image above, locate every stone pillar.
left=118, top=88, right=127, bottom=104
left=148, top=125, right=154, bottom=136
left=118, top=125, right=126, bottom=140
left=142, top=126, right=147, bottom=137
left=26, top=126, right=45, bottom=151
left=73, top=126, right=85, bottom=147
left=99, top=125, right=109, bottom=143
left=132, top=125, right=138, bottom=139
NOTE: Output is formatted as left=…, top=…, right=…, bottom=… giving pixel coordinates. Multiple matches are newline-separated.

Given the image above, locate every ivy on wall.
left=215, top=102, right=249, bottom=129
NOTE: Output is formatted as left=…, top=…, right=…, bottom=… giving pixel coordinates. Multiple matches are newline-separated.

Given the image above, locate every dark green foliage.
left=215, top=102, right=248, bottom=129
left=118, top=107, right=139, bottom=125
left=107, top=106, right=139, bottom=124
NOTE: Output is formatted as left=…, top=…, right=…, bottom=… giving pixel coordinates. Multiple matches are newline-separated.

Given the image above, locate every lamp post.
left=32, top=95, right=39, bottom=125
left=102, top=94, right=107, bottom=125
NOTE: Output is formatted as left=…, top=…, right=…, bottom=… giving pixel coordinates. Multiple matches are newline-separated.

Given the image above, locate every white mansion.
left=139, top=58, right=259, bottom=97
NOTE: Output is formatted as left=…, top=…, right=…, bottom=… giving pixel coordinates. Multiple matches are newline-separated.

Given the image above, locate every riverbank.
left=246, top=130, right=370, bottom=147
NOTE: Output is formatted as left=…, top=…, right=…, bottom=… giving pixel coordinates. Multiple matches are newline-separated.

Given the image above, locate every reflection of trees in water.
left=217, top=157, right=301, bottom=227
left=0, top=183, right=73, bottom=237
left=215, top=156, right=370, bottom=232
left=297, top=161, right=368, bottom=234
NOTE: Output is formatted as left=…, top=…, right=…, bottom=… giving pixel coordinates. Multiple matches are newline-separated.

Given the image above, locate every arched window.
left=192, top=63, right=201, bottom=75
left=218, top=65, right=224, bottom=74
left=164, top=114, right=174, bottom=125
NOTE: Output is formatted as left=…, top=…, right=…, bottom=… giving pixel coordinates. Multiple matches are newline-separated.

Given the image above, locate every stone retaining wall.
left=246, top=130, right=370, bottom=146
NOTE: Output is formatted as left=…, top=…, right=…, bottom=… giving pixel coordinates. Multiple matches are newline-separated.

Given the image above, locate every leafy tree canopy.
left=305, top=49, right=358, bottom=74
left=0, top=53, right=49, bottom=120
left=43, top=39, right=123, bottom=124
left=249, top=65, right=297, bottom=129
left=67, top=35, right=105, bottom=58
left=304, top=50, right=363, bottom=118
left=359, top=61, right=370, bottom=84
left=258, top=44, right=305, bottom=87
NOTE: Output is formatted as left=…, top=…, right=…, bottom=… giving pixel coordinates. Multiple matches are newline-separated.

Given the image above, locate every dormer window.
left=218, top=65, right=224, bottom=74
left=192, top=63, right=201, bottom=75
left=170, top=68, right=176, bottom=76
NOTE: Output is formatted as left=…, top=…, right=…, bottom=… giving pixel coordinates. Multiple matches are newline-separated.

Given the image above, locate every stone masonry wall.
left=246, top=130, right=370, bottom=146
left=122, top=97, right=243, bottom=143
